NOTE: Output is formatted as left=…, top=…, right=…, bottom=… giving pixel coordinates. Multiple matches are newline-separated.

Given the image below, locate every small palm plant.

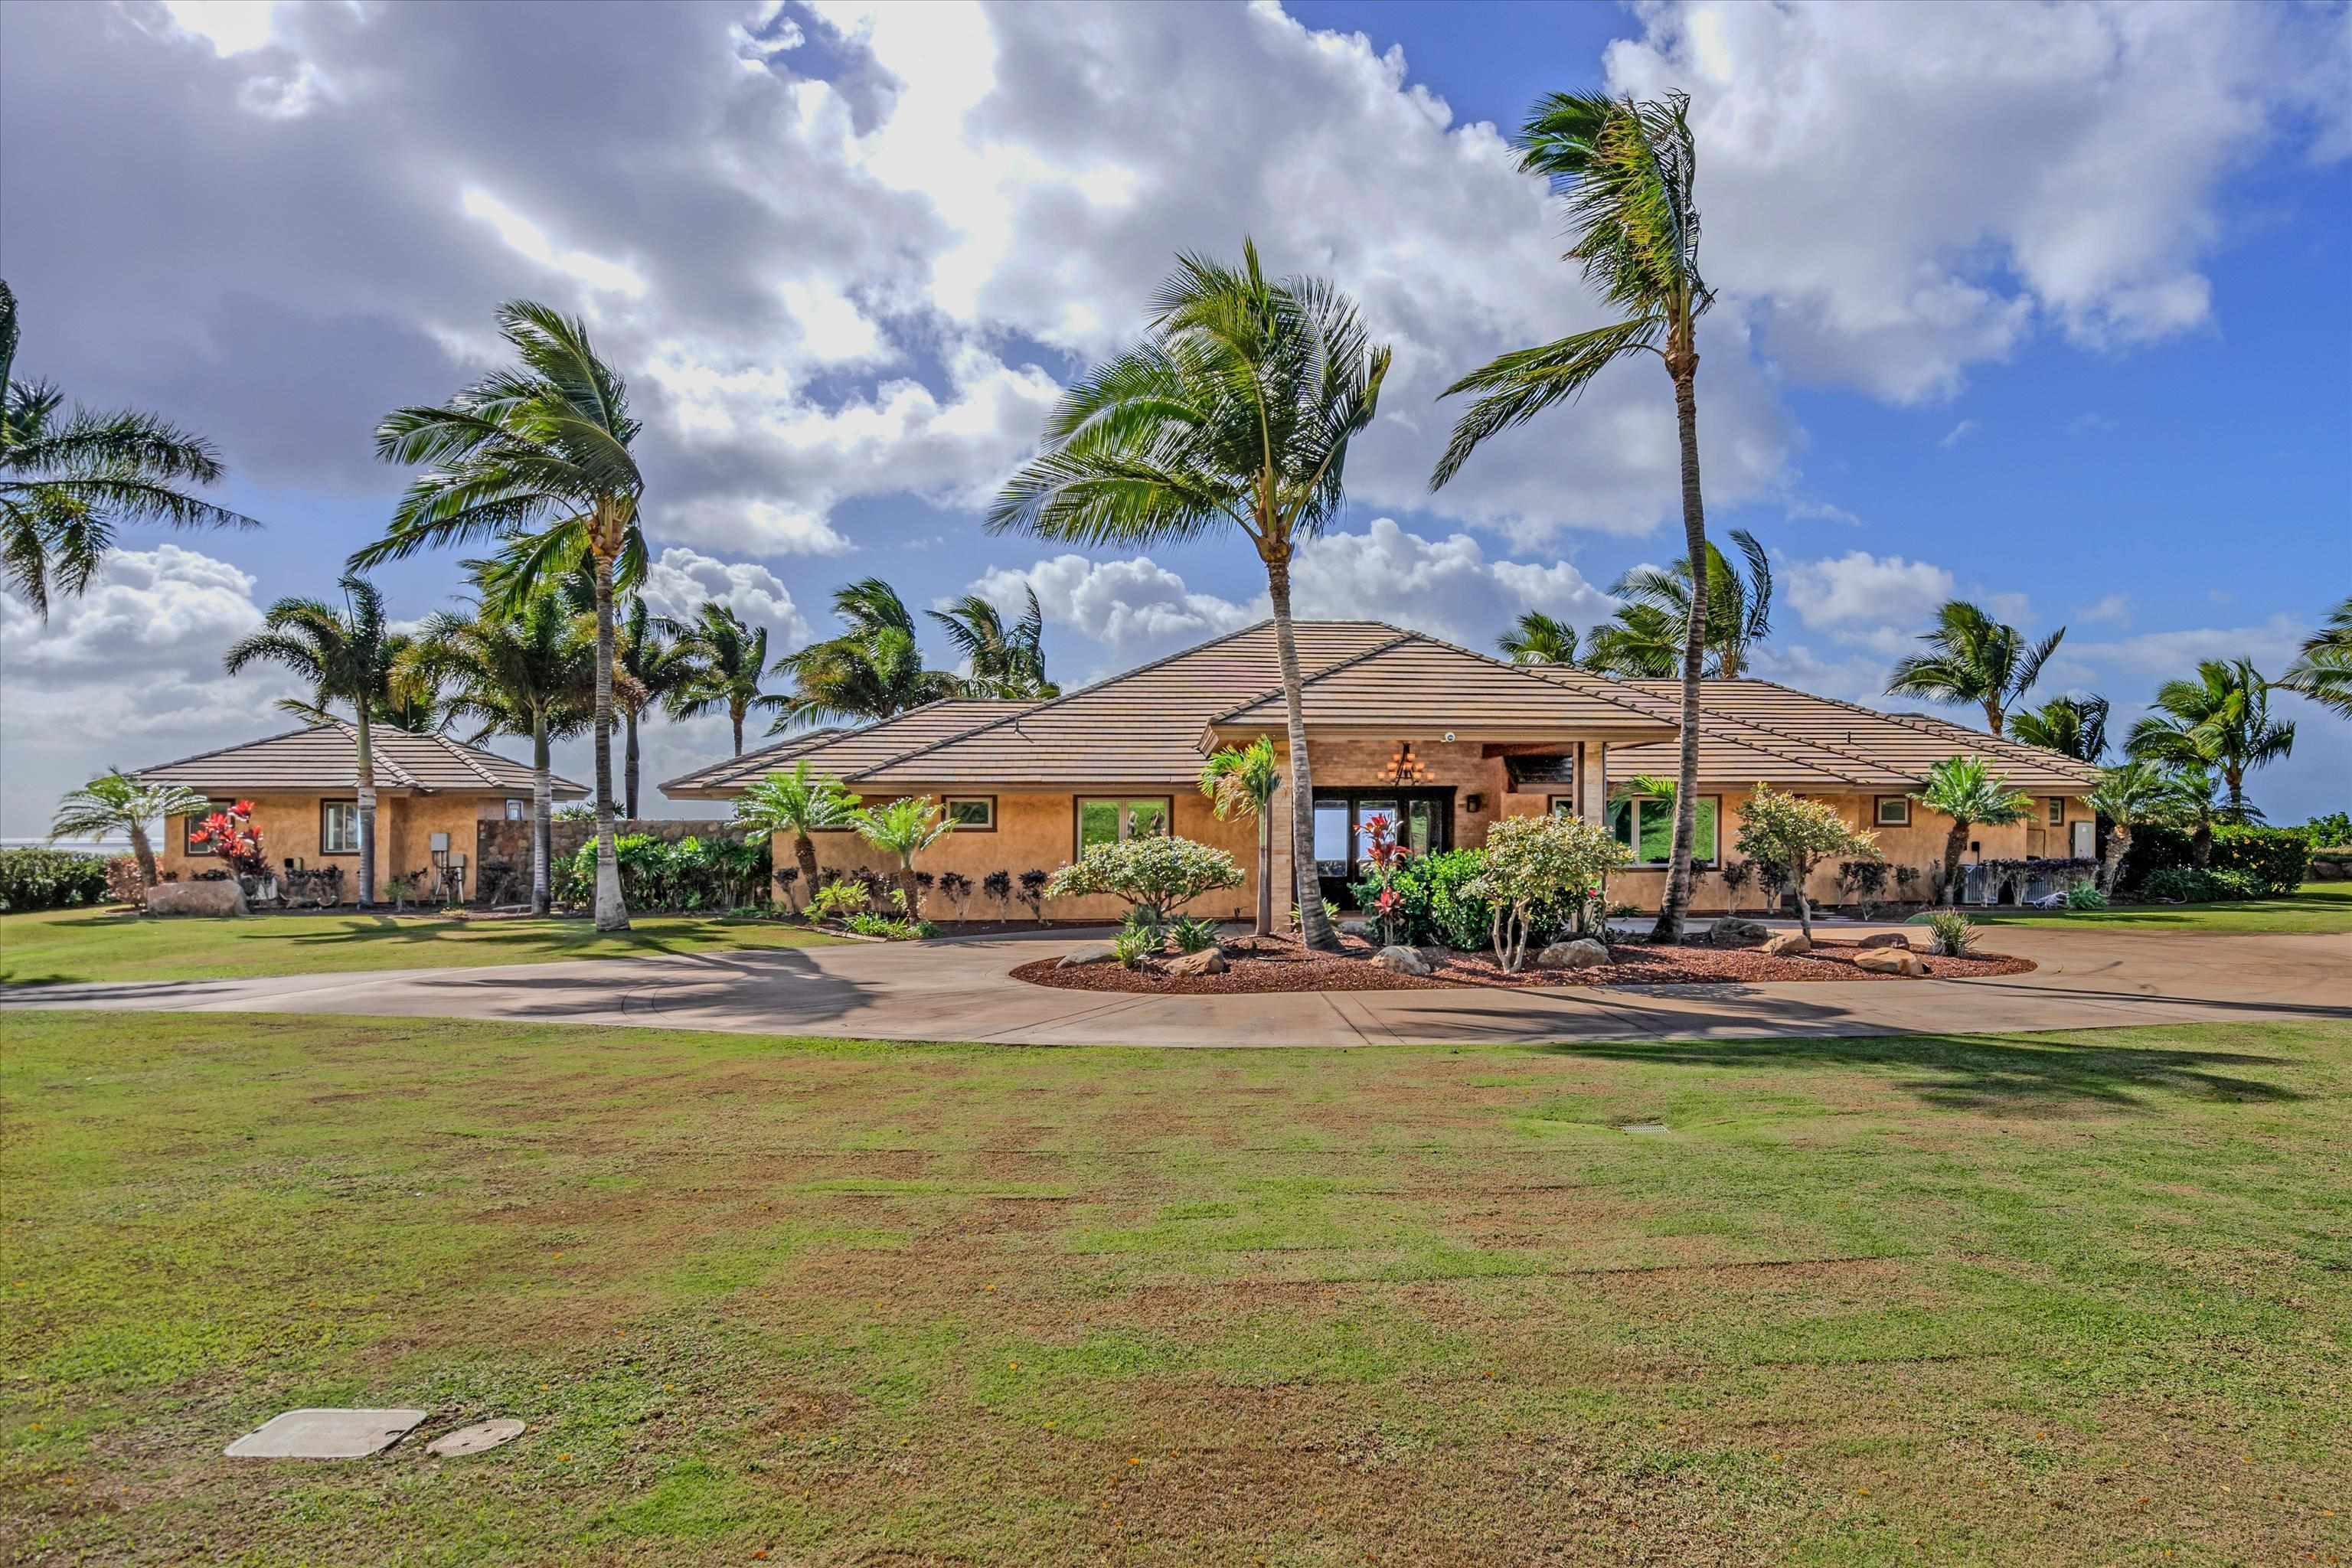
left=50, top=770, right=207, bottom=891
left=731, top=761, right=863, bottom=901
left=855, top=797, right=957, bottom=922
left=1910, top=756, right=2034, bottom=906
left=1198, top=736, right=1280, bottom=936
left=2083, top=761, right=2185, bottom=893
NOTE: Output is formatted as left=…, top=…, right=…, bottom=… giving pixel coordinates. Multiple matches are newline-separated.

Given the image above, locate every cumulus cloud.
left=969, top=554, right=1259, bottom=670
left=635, top=547, right=813, bottom=651
left=1785, top=550, right=1957, bottom=630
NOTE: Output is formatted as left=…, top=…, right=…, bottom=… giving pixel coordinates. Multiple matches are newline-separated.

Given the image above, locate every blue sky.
left=1, top=0, right=2344, bottom=833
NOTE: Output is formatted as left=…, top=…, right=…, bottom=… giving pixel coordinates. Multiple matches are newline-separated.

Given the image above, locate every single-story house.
left=136, top=721, right=585, bottom=900
left=662, top=621, right=2102, bottom=921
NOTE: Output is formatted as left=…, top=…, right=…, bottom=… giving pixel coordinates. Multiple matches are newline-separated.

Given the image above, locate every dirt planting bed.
left=1012, top=931, right=2035, bottom=995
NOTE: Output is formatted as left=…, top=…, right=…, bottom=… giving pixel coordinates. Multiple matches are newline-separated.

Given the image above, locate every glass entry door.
left=1312, top=789, right=1453, bottom=909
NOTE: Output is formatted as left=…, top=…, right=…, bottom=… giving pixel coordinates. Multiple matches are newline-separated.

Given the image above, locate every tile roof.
left=658, top=704, right=1036, bottom=799
left=657, top=726, right=850, bottom=798
left=1210, top=633, right=1676, bottom=740
left=136, top=722, right=585, bottom=798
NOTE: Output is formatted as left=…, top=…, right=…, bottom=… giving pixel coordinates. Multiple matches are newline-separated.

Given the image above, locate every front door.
left=1313, top=789, right=1453, bottom=909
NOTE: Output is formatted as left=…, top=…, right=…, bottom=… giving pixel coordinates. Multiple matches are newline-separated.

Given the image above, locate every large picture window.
left=321, top=800, right=361, bottom=854
left=182, top=799, right=232, bottom=854
left=1076, top=797, right=1171, bottom=855
left=1608, top=792, right=1719, bottom=867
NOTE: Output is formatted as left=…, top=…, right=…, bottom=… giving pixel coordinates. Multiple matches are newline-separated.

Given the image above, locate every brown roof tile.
left=136, top=722, right=585, bottom=798
left=1211, top=632, right=1677, bottom=740
left=660, top=703, right=1036, bottom=799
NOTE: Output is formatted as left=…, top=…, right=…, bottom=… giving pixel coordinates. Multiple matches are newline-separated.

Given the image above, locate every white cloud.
left=2076, top=593, right=2131, bottom=626
left=0, top=544, right=267, bottom=673
left=1785, top=550, right=1956, bottom=630
left=634, top=547, right=812, bottom=652
left=459, top=187, right=648, bottom=299
left=1289, top=518, right=1618, bottom=647
left=971, top=554, right=1259, bottom=668
left=159, top=0, right=279, bottom=57
left=1939, top=420, right=1978, bottom=449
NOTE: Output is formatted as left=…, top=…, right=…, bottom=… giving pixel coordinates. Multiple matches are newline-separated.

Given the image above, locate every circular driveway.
left=4, top=922, right=2345, bottom=1046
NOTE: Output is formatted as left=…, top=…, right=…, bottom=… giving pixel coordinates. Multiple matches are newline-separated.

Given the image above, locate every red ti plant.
left=1357, top=813, right=1416, bottom=946
left=1370, top=884, right=1407, bottom=948
left=188, top=800, right=270, bottom=879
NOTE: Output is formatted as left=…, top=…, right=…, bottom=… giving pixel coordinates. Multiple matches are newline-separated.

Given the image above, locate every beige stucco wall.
left=158, top=791, right=523, bottom=892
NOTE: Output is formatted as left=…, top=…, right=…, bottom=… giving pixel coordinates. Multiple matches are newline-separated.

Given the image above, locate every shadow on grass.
left=1535, top=1031, right=2307, bottom=1113
left=276, top=915, right=690, bottom=962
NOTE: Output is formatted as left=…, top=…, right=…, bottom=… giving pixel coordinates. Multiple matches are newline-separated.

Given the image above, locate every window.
left=2047, top=796, right=2066, bottom=826
left=320, top=800, right=361, bottom=854
left=1550, top=795, right=1578, bottom=818
left=1875, top=796, right=1912, bottom=827
left=1076, top=797, right=1172, bottom=855
left=943, top=795, right=995, bottom=831
left=1608, top=793, right=1719, bottom=867
left=182, top=799, right=232, bottom=854
left=505, top=799, right=526, bottom=822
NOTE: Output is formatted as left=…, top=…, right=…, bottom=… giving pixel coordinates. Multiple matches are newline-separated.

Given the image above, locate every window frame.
left=1875, top=795, right=1913, bottom=827
left=318, top=799, right=361, bottom=856
left=942, top=795, right=996, bottom=832
left=1549, top=795, right=1578, bottom=818
left=504, top=798, right=527, bottom=822
left=2047, top=796, right=2066, bottom=826
left=1608, top=792, right=1722, bottom=869
left=182, top=799, right=234, bottom=856
left=1073, top=795, right=1174, bottom=858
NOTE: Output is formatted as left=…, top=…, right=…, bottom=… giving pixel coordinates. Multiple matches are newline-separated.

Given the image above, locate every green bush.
left=1357, top=848, right=1491, bottom=950
left=2121, top=824, right=2308, bottom=896
left=1168, top=914, right=1221, bottom=953
left=2297, top=811, right=2350, bottom=847
left=2139, top=865, right=2262, bottom=903
left=1112, top=926, right=1158, bottom=969
left=555, top=833, right=771, bottom=910
left=1922, top=908, right=1977, bottom=956
left=0, top=848, right=111, bottom=912
left=2065, top=882, right=2108, bottom=911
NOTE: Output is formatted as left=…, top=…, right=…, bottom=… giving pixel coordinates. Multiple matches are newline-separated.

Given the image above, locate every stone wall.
left=472, top=817, right=740, bottom=905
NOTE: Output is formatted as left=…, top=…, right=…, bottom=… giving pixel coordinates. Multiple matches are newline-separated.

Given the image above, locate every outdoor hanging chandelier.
left=1380, top=741, right=1430, bottom=784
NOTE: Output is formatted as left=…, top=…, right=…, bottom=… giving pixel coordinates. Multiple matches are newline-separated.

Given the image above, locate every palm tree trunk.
left=732, top=710, right=745, bottom=756
left=590, top=548, right=629, bottom=933
left=898, top=862, right=921, bottom=922
left=1267, top=554, right=1336, bottom=951
left=1984, top=700, right=2004, bottom=738
left=2224, top=766, right=2244, bottom=819
left=531, top=719, right=552, bottom=916
left=354, top=707, right=377, bottom=910
left=2099, top=825, right=2130, bottom=894
left=1649, top=355, right=1708, bottom=946
left=1942, top=818, right=1969, bottom=906
left=624, top=710, right=642, bottom=820
left=794, top=832, right=821, bottom=891
left=129, top=821, right=158, bottom=890
left=1254, top=811, right=1272, bottom=939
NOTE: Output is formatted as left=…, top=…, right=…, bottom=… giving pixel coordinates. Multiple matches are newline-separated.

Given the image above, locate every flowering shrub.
left=1468, top=812, right=1629, bottom=972
left=1046, top=836, right=1243, bottom=926
left=104, top=854, right=146, bottom=908
left=1734, top=786, right=1880, bottom=939
left=188, top=801, right=270, bottom=879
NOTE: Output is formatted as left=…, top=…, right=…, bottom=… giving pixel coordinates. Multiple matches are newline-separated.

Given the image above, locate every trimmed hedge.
left=0, top=848, right=113, bottom=912
left=2121, top=824, right=2309, bottom=897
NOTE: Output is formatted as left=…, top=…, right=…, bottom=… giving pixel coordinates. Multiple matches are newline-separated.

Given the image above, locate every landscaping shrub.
left=1168, top=914, right=1221, bottom=953
left=0, top=848, right=111, bottom=912
left=103, top=854, right=145, bottom=908
left=1045, top=838, right=1241, bottom=926
left=1465, top=813, right=1628, bottom=973
left=2139, top=865, right=2262, bottom=903
left=1361, top=847, right=1489, bottom=949
left=2297, top=811, right=2350, bottom=847
left=806, top=879, right=871, bottom=922
left=557, top=833, right=771, bottom=910
left=1112, top=926, right=1158, bottom=969
left=982, top=871, right=1012, bottom=919
left=1016, top=869, right=1051, bottom=922
left=2121, top=825, right=2308, bottom=896
left=2065, top=882, right=2109, bottom=911
left=1922, top=908, right=1977, bottom=956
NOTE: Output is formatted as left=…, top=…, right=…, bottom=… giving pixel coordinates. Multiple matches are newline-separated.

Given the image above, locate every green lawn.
left=1966, top=880, right=2352, bottom=934
left=4, top=1012, right=2346, bottom=1565
left=0, top=907, right=846, bottom=986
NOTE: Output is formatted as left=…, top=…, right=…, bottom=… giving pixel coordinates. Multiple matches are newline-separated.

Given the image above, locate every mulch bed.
left=1011, top=931, right=2035, bottom=995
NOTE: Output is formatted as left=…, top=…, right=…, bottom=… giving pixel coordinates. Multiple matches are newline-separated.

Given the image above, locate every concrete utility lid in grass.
left=1619, top=1122, right=1670, bottom=1134
left=224, top=1408, right=426, bottom=1459
left=426, top=1419, right=525, bottom=1457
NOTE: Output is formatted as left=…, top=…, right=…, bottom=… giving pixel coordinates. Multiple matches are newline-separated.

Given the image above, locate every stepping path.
left=5, top=923, right=2344, bottom=1047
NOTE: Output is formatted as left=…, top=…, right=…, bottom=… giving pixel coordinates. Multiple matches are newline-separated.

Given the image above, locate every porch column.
left=1579, top=741, right=1608, bottom=824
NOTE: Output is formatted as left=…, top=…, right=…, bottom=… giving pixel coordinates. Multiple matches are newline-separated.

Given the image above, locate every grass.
left=1966, top=880, right=2352, bottom=934
left=3, top=1012, right=2347, bottom=1565
left=0, top=907, right=847, bottom=986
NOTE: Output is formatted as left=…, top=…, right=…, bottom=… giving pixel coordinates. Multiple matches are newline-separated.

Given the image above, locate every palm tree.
left=667, top=602, right=784, bottom=756
left=50, top=769, right=207, bottom=890
left=395, top=591, right=598, bottom=914
left=1886, top=600, right=2065, bottom=738
left=2124, top=658, right=2295, bottom=823
left=2084, top=761, right=2184, bottom=894
left=730, top=760, right=863, bottom=897
left=1909, top=755, right=2034, bottom=906
left=2, top=280, right=259, bottom=616
left=1497, top=611, right=1581, bottom=667
left=2011, top=694, right=2110, bottom=763
left=1580, top=602, right=1684, bottom=679
left=1200, top=736, right=1280, bottom=936
left=2278, top=595, right=2352, bottom=720
left=929, top=587, right=1060, bottom=699
left=989, top=242, right=1390, bottom=952
left=855, top=796, right=958, bottom=920
left=617, top=596, right=693, bottom=817
left=1432, top=92, right=1713, bottom=945
left=771, top=577, right=962, bottom=730
left=1610, top=528, right=1772, bottom=678
left=355, top=299, right=644, bottom=932
left=222, top=573, right=397, bottom=907
left=2157, top=764, right=2245, bottom=867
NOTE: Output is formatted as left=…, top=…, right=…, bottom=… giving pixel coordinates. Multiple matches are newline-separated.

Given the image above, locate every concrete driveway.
left=4, top=922, right=2345, bottom=1046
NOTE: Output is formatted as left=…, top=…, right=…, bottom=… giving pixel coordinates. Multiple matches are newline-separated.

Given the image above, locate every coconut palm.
left=730, top=760, right=863, bottom=897
left=394, top=590, right=598, bottom=914
left=2083, top=761, right=2184, bottom=893
left=989, top=240, right=1390, bottom=951
left=2124, top=658, right=2294, bottom=824
left=617, top=597, right=693, bottom=817
left=1200, top=736, right=1280, bottom=936
left=1432, top=92, right=1714, bottom=944
left=50, top=769, right=207, bottom=890
left=855, top=797, right=958, bottom=920
left=2155, top=763, right=2247, bottom=868
left=1580, top=602, right=1684, bottom=679
left=772, top=577, right=962, bottom=730
left=2011, top=694, right=2110, bottom=763
left=1610, top=528, right=1772, bottom=678
left=1886, top=600, right=2064, bottom=738
left=222, top=573, right=397, bottom=907
left=1496, top=611, right=1581, bottom=667
left=1909, top=755, right=2034, bottom=906
left=355, top=299, right=643, bottom=932
left=2278, top=595, right=2352, bottom=720
left=667, top=602, right=784, bottom=756
left=930, top=587, right=1059, bottom=699
left=2, top=280, right=258, bottom=616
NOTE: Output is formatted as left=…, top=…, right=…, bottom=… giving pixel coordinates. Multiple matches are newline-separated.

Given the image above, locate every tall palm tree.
left=667, top=602, right=784, bottom=756
left=1581, top=602, right=1684, bottom=679
left=222, top=573, right=397, bottom=908
left=394, top=590, right=598, bottom=914
left=771, top=577, right=962, bottom=730
left=1610, top=528, right=1772, bottom=678
left=2011, top=694, right=2110, bottom=763
left=1909, top=755, right=2034, bottom=906
left=1200, top=736, right=1280, bottom=936
left=50, top=769, right=207, bottom=890
left=1496, top=610, right=1581, bottom=667
left=2, top=280, right=258, bottom=616
left=355, top=299, right=644, bottom=932
left=929, top=587, right=1060, bottom=699
left=730, top=760, right=863, bottom=896
left=989, top=240, right=1390, bottom=952
left=2083, top=761, right=2184, bottom=894
left=2156, top=763, right=2246, bottom=868
left=2278, top=594, right=2352, bottom=720
left=1886, top=599, right=2065, bottom=737
left=1432, top=92, right=1713, bottom=944
left=2125, top=658, right=2294, bottom=823
left=616, top=596, right=693, bottom=817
